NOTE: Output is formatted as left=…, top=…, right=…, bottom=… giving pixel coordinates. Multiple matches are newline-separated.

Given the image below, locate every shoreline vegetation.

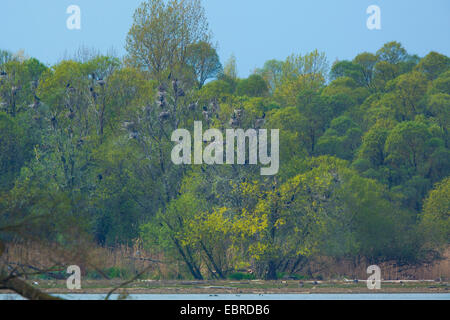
left=1, top=0, right=449, bottom=300
left=3, top=242, right=449, bottom=287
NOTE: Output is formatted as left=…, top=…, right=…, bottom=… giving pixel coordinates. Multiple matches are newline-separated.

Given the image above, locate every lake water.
left=1, top=293, right=449, bottom=300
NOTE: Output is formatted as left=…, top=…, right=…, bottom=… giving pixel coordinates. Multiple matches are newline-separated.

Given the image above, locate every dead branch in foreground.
left=0, top=273, right=62, bottom=300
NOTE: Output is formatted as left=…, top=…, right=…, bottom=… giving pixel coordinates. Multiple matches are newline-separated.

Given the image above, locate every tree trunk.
left=265, top=260, right=278, bottom=280
left=0, top=274, right=62, bottom=300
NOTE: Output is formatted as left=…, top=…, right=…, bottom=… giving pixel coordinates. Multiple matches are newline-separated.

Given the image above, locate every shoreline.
left=1, top=280, right=448, bottom=295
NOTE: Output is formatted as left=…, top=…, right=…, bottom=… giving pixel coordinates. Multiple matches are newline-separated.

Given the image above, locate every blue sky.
left=0, top=0, right=449, bottom=77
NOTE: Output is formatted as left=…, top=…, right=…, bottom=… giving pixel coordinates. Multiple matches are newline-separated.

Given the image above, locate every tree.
left=90, top=139, right=156, bottom=245
left=141, top=174, right=207, bottom=280
left=357, top=120, right=394, bottom=168
left=331, top=60, right=357, bottom=79
left=329, top=52, right=379, bottom=91
left=316, top=116, right=363, bottom=160
left=427, top=93, right=450, bottom=145
left=126, top=0, right=211, bottom=81
left=220, top=156, right=421, bottom=279
left=376, top=41, right=408, bottom=65
left=0, top=112, right=32, bottom=191
left=353, top=52, right=378, bottom=89
left=429, top=70, right=450, bottom=95
left=0, top=60, right=35, bottom=117
left=236, top=74, right=268, bottom=97
left=421, top=177, right=450, bottom=247
left=321, top=77, right=369, bottom=117
left=83, top=55, right=121, bottom=142
left=373, top=61, right=399, bottom=90
left=186, top=41, right=222, bottom=88
left=223, top=54, right=238, bottom=80
left=296, top=91, right=332, bottom=155
left=384, top=121, right=432, bottom=180
left=330, top=60, right=364, bottom=85
left=275, top=50, right=328, bottom=106
left=415, top=52, right=450, bottom=80
left=255, top=59, right=283, bottom=94
left=0, top=49, right=15, bottom=66
left=266, top=106, right=307, bottom=173
left=386, top=71, right=429, bottom=121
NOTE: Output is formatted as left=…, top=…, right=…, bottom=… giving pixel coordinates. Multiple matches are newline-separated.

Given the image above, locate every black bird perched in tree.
left=90, top=86, right=97, bottom=101
left=202, top=109, right=210, bottom=123
left=255, top=112, right=266, bottom=128
left=77, top=138, right=84, bottom=148
left=157, top=84, right=167, bottom=108
left=50, top=116, right=57, bottom=129
left=11, top=86, right=21, bottom=95
left=156, top=95, right=166, bottom=109
left=29, top=92, right=41, bottom=110
left=158, top=84, right=166, bottom=92
left=30, top=80, right=39, bottom=89
left=209, top=100, right=219, bottom=114
left=66, top=109, right=75, bottom=120
left=122, top=121, right=136, bottom=131
left=171, top=78, right=185, bottom=97
left=129, top=132, right=139, bottom=139
left=159, top=111, right=170, bottom=121
left=122, top=121, right=139, bottom=139
left=229, top=113, right=239, bottom=127
left=157, top=89, right=166, bottom=101
left=66, top=82, right=75, bottom=93
left=29, top=101, right=40, bottom=110
left=234, top=109, right=243, bottom=119
left=157, top=99, right=166, bottom=108
left=142, top=105, right=152, bottom=116
left=188, top=102, right=197, bottom=111
left=97, top=78, right=106, bottom=86
left=172, top=79, right=178, bottom=94
left=176, top=87, right=185, bottom=97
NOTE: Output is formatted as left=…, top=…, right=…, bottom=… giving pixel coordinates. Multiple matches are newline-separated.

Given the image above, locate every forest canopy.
left=0, top=0, right=449, bottom=281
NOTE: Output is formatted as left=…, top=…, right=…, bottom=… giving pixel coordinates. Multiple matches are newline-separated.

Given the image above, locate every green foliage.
left=223, top=54, right=238, bottom=80
left=106, top=267, right=132, bottom=279
left=317, top=116, right=362, bottom=160
left=236, top=74, right=268, bottom=97
left=186, top=41, right=222, bottom=88
left=1, top=35, right=449, bottom=280
left=0, top=112, right=33, bottom=191
left=255, top=59, right=283, bottom=94
left=125, top=0, right=211, bottom=81
left=420, top=178, right=450, bottom=247
left=228, top=272, right=256, bottom=280
left=376, top=41, right=408, bottom=65
left=415, top=52, right=450, bottom=80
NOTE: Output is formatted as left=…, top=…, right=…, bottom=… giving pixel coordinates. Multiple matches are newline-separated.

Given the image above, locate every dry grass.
left=295, top=250, right=450, bottom=280
left=1, top=240, right=168, bottom=279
